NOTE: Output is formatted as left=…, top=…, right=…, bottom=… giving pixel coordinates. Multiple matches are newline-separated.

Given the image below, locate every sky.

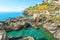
left=0, top=0, right=42, bottom=12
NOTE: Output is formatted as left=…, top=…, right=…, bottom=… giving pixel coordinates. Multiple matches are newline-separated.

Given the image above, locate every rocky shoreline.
left=0, top=13, right=60, bottom=40
left=0, top=0, right=60, bottom=40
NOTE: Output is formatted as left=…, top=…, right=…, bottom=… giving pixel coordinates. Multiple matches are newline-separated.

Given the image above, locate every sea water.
left=0, top=12, right=24, bottom=21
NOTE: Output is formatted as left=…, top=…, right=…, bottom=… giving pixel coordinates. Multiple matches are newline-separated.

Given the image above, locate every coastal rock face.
left=43, top=22, right=57, bottom=34
left=0, top=30, right=8, bottom=40
left=0, top=22, right=3, bottom=29
left=54, top=29, right=60, bottom=40
left=0, top=17, right=30, bottom=31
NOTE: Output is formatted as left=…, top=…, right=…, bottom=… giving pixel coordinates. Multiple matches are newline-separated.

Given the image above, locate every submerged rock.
left=23, top=36, right=34, bottom=40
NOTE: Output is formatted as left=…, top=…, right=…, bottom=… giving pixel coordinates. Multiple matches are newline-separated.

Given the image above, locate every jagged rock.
left=43, top=22, right=57, bottom=34
left=54, top=29, right=60, bottom=40
left=0, top=30, right=8, bottom=40
left=23, top=36, right=34, bottom=40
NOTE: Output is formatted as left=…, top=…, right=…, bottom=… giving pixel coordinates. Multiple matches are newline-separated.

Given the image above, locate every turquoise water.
left=6, top=26, right=57, bottom=40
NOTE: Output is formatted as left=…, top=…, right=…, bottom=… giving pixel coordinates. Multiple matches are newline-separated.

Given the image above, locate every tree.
left=42, top=0, right=46, bottom=5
